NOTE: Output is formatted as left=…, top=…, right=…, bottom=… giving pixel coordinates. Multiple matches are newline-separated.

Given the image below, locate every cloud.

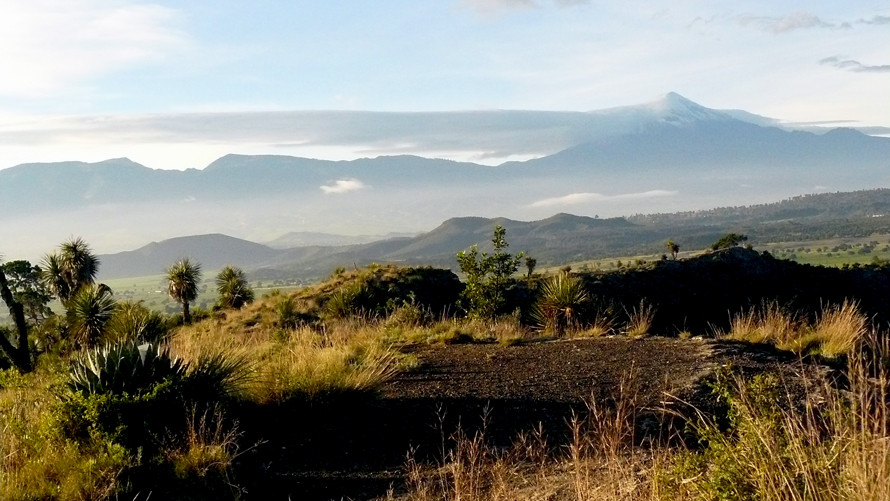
left=0, top=109, right=610, bottom=167
left=320, top=178, right=367, bottom=194
left=858, top=15, right=890, bottom=25
left=820, top=56, right=890, bottom=73
left=460, top=0, right=587, bottom=15
left=0, top=1, right=187, bottom=98
left=530, top=190, right=676, bottom=208
left=738, top=12, right=847, bottom=34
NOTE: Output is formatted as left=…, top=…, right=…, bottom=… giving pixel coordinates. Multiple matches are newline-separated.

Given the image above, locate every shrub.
left=108, top=301, right=169, bottom=344
left=456, top=225, right=523, bottom=320
left=323, top=282, right=371, bottom=319
left=711, top=233, right=748, bottom=250
left=275, top=295, right=302, bottom=329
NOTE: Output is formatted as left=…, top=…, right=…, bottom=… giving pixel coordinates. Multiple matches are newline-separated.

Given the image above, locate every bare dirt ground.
left=240, top=336, right=816, bottom=500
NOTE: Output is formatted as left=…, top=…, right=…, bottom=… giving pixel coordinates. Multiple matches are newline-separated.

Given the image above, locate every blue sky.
left=0, top=0, right=887, bottom=170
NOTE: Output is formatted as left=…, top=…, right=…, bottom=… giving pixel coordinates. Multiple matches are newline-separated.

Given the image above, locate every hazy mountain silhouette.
left=4, top=93, right=889, bottom=261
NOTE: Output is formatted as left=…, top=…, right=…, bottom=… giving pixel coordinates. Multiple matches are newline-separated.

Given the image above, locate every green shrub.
left=275, top=295, right=303, bottom=329
left=108, top=301, right=169, bottom=344
left=324, top=282, right=371, bottom=319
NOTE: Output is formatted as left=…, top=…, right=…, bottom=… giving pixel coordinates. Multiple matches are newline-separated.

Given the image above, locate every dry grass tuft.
left=623, top=301, right=655, bottom=338
left=723, top=300, right=868, bottom=357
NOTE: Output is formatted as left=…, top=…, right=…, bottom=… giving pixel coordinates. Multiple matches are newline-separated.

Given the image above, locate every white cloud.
left=738, top=12, right=844, bottom=34
left=530, top=190, right=676, bottom=208
left=320, top=178, right=367, bottom=194
left=460, top=0, right=587, bottom=15
left=819, top=56, right=890, bottom=73
left=0, top=0, right=187, bottom=98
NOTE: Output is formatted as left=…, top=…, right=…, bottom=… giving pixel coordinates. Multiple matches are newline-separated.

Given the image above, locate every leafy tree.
left=524, top=256, right=537, bottom=278
left=666, top=240, right=680, bottom=260
left=41, top=237, right=99, bottom=303
left=711, top=233, right=749, bottom=250
left=66, top=284, right=116, bottom=347
left=0, top=260, right=53, bottom=324
left=0, top=263, right=33, bottom=372
left=215, top=265, right=254, bottom=309
left=166, top=258, right=202, bottom=324
left=456, top=225, right=523, bottom=319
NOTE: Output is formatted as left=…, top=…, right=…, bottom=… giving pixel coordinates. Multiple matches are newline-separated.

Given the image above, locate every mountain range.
left=94, top=188, right=890, bottom=281
left=2, top=92, right=888, bottom=261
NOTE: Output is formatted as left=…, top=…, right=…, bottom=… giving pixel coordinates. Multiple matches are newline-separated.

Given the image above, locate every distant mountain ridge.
left=3, top=93, right=890, bottom=261
left=95, top=188, right=890, bottom=281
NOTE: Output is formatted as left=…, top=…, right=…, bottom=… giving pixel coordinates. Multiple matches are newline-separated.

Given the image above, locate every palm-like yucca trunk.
left=0, top=267, right=32, bottom=372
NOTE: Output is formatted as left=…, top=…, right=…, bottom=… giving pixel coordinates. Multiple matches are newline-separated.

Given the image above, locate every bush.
left=108, top=301, right=169, bottom=344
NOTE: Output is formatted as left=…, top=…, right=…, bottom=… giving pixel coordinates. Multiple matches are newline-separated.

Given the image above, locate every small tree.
left=525, top=256, right=537, bottom=278
left=456, top=225, right=523, bottom=319
left=666, top=240, right=680, bottom=260
left=166, top=258, right=202, bottom=324
left=711, top=233, right=748, bottom=250
left=216, top=265, right=254, bottom=309
left=0, top=263, right=33, bottom=372
left=0, top=260, right=53, bottom=324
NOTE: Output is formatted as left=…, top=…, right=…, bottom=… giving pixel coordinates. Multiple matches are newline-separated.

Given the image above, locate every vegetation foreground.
left=1, top=231, right=889, bottom=500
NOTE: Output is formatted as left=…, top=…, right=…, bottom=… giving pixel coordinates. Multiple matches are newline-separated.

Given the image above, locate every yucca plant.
left=68, top=341, right=187, bottom=396
left=276, top=295, right=302, bottom=329
left=215, top=265, right=254, bottom=310
left=324, top=283, right=370, bottom=319
left=533, top=272, right=590, bottom=336
left=66, top=283, right=116, bottom=347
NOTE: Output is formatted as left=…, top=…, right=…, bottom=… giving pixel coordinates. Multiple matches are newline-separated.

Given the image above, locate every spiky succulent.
left=68, top=341, right=187, bottom=396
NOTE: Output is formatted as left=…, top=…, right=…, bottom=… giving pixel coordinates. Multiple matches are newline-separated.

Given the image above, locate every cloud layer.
left=820, top=56, right=890, bottom=73
left=321, top=178, right=367, bottom=194
left=530, top=190, right=677, bottom=208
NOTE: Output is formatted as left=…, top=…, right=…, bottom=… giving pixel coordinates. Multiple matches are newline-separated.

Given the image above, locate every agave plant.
left=533, top=272, right=590, bottom=336
left=68, top=341, right=187, bottom=396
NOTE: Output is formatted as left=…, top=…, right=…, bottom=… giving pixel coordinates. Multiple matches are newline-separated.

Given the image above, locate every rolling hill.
left=94, top=188, right=890, bottom=281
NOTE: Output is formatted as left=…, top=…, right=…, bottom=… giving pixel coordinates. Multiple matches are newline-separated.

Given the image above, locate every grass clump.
left=623, top=300, right=655, bottom=337
left=723, top=300, right=868, bottom=357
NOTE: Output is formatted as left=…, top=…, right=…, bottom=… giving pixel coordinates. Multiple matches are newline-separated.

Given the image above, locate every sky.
left=0, top=0, right=888, bottom=170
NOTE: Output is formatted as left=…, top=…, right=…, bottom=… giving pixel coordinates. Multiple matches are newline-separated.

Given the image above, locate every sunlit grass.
left=723, top=300, right=868, bottom=357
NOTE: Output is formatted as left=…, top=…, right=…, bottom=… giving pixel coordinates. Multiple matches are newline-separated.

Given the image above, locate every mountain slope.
left=98, top=234, right=283, bottom=279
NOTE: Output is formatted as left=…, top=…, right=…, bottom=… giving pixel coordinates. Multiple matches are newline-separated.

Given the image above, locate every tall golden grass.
left=724, top=300, right=868, bottom=356
left=167, top=302, right=406, bottom=403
